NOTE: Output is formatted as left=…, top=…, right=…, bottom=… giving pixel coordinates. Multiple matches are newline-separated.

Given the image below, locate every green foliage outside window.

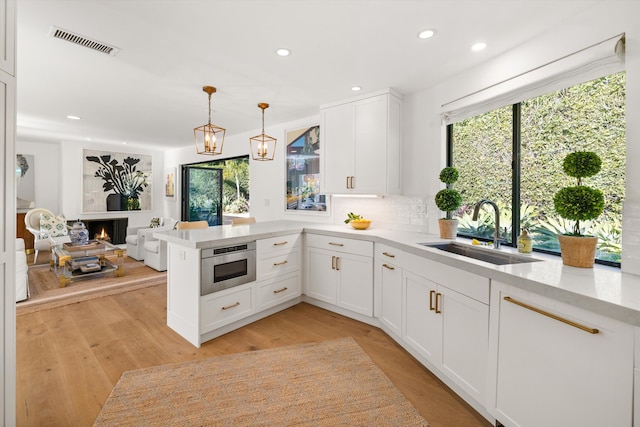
left=451, top=72, right=625, bottom=264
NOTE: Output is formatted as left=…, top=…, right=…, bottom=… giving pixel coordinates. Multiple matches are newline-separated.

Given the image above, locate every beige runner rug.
left=17, top=257, right=165, bottom=315
left=93, top=337, right=430, bottom=427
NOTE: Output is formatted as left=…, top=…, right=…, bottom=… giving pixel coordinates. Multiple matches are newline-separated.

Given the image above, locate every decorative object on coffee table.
left=69, top=219, right=89, bottom=246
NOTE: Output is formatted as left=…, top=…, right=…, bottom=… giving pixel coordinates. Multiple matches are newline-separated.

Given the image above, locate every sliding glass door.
left=182, top=166, right=223, bottom=226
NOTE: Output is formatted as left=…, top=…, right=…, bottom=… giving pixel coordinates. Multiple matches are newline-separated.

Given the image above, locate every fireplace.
left=70, top=218, right=128, bottom=245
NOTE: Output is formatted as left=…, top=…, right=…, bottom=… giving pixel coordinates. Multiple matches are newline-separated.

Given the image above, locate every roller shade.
left=442, top=34, right=625, bottom=125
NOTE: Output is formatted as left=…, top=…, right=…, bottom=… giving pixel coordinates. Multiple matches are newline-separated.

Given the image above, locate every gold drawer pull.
left=336, top=256, right=340, bottom=271
left=274, top=287, right=288, bottom=294
left=504, top=296, right=599, bottom=334
left=273, top=260, right=288, bottom=266
left=435, top=292, right=442, bottom=314
left=329, top=242, right=344, bottom=247
left=382, top=263, right=395, bottom=270
left=273, top=241, right=288, bottom=246
left=221, top=302, right=240, bottom=311
left=382, top=252, right=395, bottom=258
left=331, top=256, right=336, bottom=270
left=429, top=290, right=436, bottom=311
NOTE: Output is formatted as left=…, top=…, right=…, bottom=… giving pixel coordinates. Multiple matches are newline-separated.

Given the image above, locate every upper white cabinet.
left=488, top=281, right=633, bottom=427
left=320, top=88, right=401, bottom=195
left=0, top=0, right=16, bottom=75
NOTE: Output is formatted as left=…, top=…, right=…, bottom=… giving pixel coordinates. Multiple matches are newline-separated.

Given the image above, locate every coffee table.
left=50, top=240, right=126, bottom=287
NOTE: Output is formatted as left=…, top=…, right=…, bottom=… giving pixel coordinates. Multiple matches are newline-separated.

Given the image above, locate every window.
left=450, top=72, right=625, bottom=265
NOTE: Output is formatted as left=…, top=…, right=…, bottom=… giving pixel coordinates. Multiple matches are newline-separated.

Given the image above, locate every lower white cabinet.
left=256, top=271, right=301, bottom=311
left=376, top=257, right=402, bottom=337
left=403, top=270, right=489, bottom=405
left=305, top=234, right=373, bottom=317
left=200, top=284, right=254, bottom=334
left=488, top=281, right=634, bottom=427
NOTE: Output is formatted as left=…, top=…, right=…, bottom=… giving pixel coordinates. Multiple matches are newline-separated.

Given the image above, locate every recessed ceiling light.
left=418, top=29, right=435, bottom=39
left=351, top=86, right=361, bottom=91
left=66, top=115, right=81, bottom=120
left=471, top=42, right=487, bottom=52
left=276, top=48, right=290, bottom=57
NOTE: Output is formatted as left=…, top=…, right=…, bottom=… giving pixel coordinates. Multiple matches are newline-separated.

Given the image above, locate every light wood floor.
left=16, top=283, right=491, bottom=427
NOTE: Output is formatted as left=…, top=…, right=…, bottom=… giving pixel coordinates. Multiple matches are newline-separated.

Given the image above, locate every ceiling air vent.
left=48, top=26, right=120, bottom=56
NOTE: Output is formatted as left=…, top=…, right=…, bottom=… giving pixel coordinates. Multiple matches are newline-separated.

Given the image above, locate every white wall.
left=16, top=138, right=166, bottom=229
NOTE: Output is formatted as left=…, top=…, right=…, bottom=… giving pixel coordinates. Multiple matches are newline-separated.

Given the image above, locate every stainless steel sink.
left=420, top=242, right=542, bottom=265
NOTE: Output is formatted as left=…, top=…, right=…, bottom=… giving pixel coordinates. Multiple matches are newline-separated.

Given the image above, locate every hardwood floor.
left=16, top=284, right=491, bottom=427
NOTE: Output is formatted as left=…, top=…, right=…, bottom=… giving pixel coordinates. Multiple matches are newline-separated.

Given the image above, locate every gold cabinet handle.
left=273, top=241, right=288, bottom=246
left=382, top=263, right=395, bottom=270
left=429, top=290, right=436, bottom=311
left=329, top=242, right=344, bottom=247
left=350, top=176, right=355, bottom=189
left=221, top=302, right=240, bottom=311
left=336, top=256, right=340, bottom=271
left=382, top=252, right=395, bottom=258
left=346, top=176, right=350, bottom=189
left=504, top=296, right=599, bottom=334
left=331, top=255, right=336, bottom=270
left=435, top=292, right=442, bottom=314
left=274, top=287, right=288, bottom=294
left=273, top=260, right=288, bottom=266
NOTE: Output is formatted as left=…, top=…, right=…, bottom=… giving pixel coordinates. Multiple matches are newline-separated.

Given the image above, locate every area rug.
left=17, top=257, right=166, bottom=315
left=93, top=337, right=430, bottom=427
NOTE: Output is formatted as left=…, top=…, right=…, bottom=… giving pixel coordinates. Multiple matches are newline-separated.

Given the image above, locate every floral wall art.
left=83, top=149, right=152, bottom=213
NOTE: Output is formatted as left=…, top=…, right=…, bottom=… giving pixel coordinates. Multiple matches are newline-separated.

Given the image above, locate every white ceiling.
left=16, top=0, right=602, bottom=150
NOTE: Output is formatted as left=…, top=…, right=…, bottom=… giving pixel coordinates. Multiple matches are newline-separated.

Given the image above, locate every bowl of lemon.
left=345, top=212, right=371, bottom=230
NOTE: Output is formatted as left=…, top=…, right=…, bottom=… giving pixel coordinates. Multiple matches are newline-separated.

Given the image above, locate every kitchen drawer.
left=257, top=233, right=301, bottom=254
left=375, top=243, right=408, bottom=265
left=200, top=285, right=254, bottom=333
left=256, top=271, right=301, bottom=311
left=257, top=247, right=301, bottom=281
left=305, top=233, right=373, bottom=257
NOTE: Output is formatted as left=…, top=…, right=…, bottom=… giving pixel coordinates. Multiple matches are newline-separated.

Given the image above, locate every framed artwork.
left=83, top=149, right=153, bottom=212
left=16, top=154, right=36, bottom=210
left=165, top=167, right=176, bottom=200
left=284, top=124, right=328, bottom=213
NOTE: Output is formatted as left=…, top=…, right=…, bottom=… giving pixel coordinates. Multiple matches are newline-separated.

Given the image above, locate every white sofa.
left=16, top=238, right=28, bottom=302
left=125, top=218, right=177, bottom=261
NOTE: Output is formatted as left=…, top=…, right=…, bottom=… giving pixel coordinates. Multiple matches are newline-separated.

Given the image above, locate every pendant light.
left=250, top=103, right=277, bottom=161
left=194, top=86, right=225, bottom=156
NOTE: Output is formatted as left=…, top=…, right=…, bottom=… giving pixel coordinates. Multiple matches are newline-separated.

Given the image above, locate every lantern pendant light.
left=250, top=103, right=277, bottom=161
left=194, top=86, right=226, bottom=156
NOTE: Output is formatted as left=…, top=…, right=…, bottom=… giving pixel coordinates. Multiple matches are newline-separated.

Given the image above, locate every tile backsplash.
left=331, top=195, right=429, bottom=232
left=622, top=200, right=640, bottom=275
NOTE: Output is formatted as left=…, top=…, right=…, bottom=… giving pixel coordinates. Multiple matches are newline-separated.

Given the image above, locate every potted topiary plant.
left=435, top=166, right=462, bottom=239
left=553, top=151, right=605, bottom=268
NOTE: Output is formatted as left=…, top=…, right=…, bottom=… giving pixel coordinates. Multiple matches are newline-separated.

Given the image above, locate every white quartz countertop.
left=155, top=220, right=640, bottom=327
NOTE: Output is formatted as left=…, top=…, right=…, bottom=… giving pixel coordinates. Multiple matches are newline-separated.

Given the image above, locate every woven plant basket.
left=438, top=219, right=458, bottom=239
left=558, top=235, right=598, bottom=268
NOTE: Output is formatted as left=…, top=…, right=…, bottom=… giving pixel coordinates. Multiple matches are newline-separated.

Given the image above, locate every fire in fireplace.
left=95, top=227, right=111, bottom=242
left=70, top=218, right=128, bottom=245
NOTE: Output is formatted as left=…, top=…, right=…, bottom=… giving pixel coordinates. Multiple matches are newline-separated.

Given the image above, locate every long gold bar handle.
left=350, top=176, right=355, bottom=189
left=331, top=256, right=336, bottom=270
left=382, top=252, right=395, bottom=258
left=382, top=263, right=395, bottom=270
left=274, top=287, right=288, bottom=294
left=346, top=176, right=350, bottom=189
left=273, top=241, right=288, bottom=246
left=221, top=302, right=240, bottom=311
left=504, top=296, right=599, bottom=334
left=435, top=292, right=442, bottom=314
left=336, top=257, right=340, bottom=271
left=429, top=290, right=436, bottom=311
left=329, top=242, right=344, bottom=247
left=273, top=260, right=288, bottom=266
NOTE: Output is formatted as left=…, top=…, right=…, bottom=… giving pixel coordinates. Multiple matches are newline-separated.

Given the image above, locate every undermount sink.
left=420, top=242, right=542, bottom=265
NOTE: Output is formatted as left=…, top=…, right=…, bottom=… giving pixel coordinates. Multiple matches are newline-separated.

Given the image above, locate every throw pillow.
left=149, top=217, right=161, bottom=228
left=40, top=213, right=68, bottom=237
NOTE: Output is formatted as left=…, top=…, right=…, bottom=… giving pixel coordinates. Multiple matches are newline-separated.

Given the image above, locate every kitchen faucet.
left=472, top=199, right=502, bottom=249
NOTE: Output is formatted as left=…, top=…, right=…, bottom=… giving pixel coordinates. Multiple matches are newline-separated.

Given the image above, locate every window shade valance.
left=441, top=34, right=625, bottom=125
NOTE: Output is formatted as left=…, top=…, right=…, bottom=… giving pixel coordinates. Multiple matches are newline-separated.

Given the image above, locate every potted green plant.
left=435, top=167, right=462, bottom=239
left=553, top=151, right=605, bottom=268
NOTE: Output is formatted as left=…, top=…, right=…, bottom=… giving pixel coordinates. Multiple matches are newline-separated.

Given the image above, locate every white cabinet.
left=0, top=0, right=16, bottom=75
left=320, top=88, right=401, bottom=195
left=305, top=234, right=373, bottom=317
left=396, top=250, right=489, bottom=406
left=375, top=249, right=403, bottom=337
left=257, top=233, right=302, bottom=282
left=488, top=281, right=634, bottom=427
left=200, top=284, right=254, bottom=333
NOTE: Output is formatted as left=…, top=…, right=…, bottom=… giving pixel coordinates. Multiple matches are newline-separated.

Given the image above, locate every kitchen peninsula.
left=155, top=220, right=640, bottom=426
